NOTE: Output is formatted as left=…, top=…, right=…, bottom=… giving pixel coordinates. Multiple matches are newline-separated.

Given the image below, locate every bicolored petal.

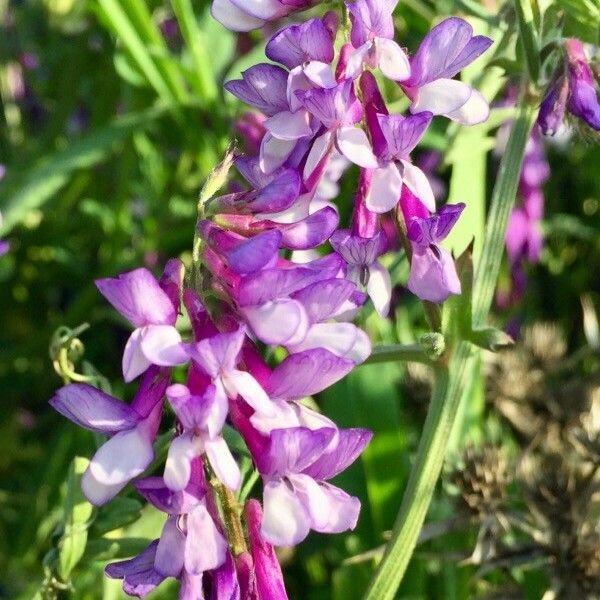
left=185, top=503, right=228, bottom=574
left=154, top=516, right=186, bottom=577
left=291, top=278, right=356, bottom=322
left=376, top=38, right=410, bottom=81
left=211, top=0, right=265, bottom=31
left=444, top=88, right=489, bottom=125
left=139, top=325, right=189, bottom=368
left=223, top=369, right=275, bottom=416
left=409, top=78, right=472, bottom=116
left=261, top=479, right=311, bottom=546
left=407, top=245, right=461, bottom=303
left=164, top=433, right=200, bottom=492
left=400, top=160, right=436, bottom=212
left=241, top=299, right=310, bottom=347
left=123, top=329, right=153, bottom=383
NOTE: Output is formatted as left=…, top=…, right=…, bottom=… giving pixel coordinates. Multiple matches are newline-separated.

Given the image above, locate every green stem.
left=365, top=343, right=434, bottom=365
left=514, top=0, right=541, bottom=84
left=362, top=98, right=536, bottom=599
left=363, top=343, right=473, bottom=600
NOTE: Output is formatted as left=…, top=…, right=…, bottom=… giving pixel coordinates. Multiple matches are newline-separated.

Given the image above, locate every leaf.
left=58, top=456, right=94, bottom=581
left=513, top=0, right=541, bottom=83
left=0, top=106, right=165, bottom=237
left=91, top=497, right=143, bottom=536
left=84, top=537, right=152, bottom=561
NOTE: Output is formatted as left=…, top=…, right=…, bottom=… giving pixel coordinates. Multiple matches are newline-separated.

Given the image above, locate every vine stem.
left=362, top=100, right=536, bottom=600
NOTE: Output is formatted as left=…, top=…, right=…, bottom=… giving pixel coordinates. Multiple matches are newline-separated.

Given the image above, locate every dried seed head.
left=449, top=444, right=509, bottom=517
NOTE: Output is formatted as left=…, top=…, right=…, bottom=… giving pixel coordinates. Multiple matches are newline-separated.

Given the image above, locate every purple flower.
left=95, top=261, right=187, bottom=382
left=49, top=367, right=170, bottom=505
left=330, top=229, right=392, bottom=316
left=258, top=426, right=371, bottom=545
left=266, top=17, right=336, bottom=70
left=246, top=500, right=289, bottom=599
left=105, top=540, right=166, bottom=597
left=539, top=38, right=600, bottom=134
left=401, top=18, right=492, bottom=125
left=344, top=0, right=411, bottom=82
left=366, top=111, right=434, bottom=213
left=211, top=0, right=317, bottom=32
left=401, top=190, right=465, bottom=303
left=298, top=80, right=378, bottom=179
left=0, top=211, right=9, bottom=257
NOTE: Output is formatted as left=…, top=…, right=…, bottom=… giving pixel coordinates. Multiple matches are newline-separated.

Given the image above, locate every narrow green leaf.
left=0, top=106, right=165, bottom=236
left=171, top=0, right=218, bottom=103
left=91, top=497, right=143, bottom=537
left=472, top=102, right=536, bottom=326
left=514, top=0, right=541, bottom=83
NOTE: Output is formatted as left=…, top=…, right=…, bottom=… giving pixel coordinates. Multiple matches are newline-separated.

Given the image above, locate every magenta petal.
left=248, top=168, right=301, bottom=214
left=130, top=365, right=171, bottom=418
left=246, top=499, right=290, bottom=600
left=266, top=17, right=334, bottom=69
left=49, top=384, right=140, bottom=434
left=302, top=428, right=372, bottom=480
left=407, top=203, right=465, bottom=245
left=297, top=79, right=362, bottom=128
left=159, top=258, right=184, bottom=312
left=210, top=553, right=241, bottom=600
left=266, top=349, right=354, bottom=400
left=96, top=268, right=175, bottom=327
left=105, top=540, right=165, bottom=598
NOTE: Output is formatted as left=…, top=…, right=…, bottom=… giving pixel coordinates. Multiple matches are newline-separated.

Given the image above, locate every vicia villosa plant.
left=40, top=0, right=600, bottom=598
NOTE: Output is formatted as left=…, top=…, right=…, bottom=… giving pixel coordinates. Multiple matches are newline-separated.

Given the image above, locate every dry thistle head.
left=571, top=391, right=600, bottom=465
left=518, top=449, right=600, bottom=597
left=487, top=323, right=597, bottom=443
left=449, top=444, right=510, bottom=517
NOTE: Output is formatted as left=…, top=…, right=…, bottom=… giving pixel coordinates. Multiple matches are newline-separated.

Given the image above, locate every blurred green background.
left=1, top=0, right=599, bottom=598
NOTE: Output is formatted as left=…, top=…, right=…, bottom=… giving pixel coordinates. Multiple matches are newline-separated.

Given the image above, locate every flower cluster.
left=538, top=38, right=600, bottom=135
left=49, top=2, right=493, bottom=597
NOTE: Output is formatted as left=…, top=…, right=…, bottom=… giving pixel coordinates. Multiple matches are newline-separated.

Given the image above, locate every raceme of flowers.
left=49, top=2, right=493, bottom=598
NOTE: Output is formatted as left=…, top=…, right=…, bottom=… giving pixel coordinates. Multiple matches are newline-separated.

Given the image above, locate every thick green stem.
left=362, top=98, right=536, bottom=599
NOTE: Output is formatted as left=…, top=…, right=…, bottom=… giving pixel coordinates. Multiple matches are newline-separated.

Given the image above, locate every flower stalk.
left=362, top=96, right=536, bottom=599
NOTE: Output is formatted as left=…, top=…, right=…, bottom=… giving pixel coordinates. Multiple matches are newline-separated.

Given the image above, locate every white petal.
left=155, top=517, right=186, bottom=577
left=444, top=88, right=490, bottom=125
left=81, top=470, right=125, bottom=506
left=367, top=262, right=392, bottom=317
left=87, top=426, right=154, bottom=487
left=302, top=61, right=337, bottom=88
left=242, top=299, right=310, bottom=347
left=288, top=473, right=332, bottom=530
left=204, top=436, right=241, bottom=491
left=288, top=322, right=371, bottom=363
left=122, top=329, right=151, bottom=383
left=376, top=38, right=410, bottom=82
left=401, top=160, right=436, bottom=211
left=336, top=127, right=378, bottom=168
left=259, top=133, right=297, bottom=174
left=164, top=433, right=200, bottom=491
left=264, top=110, right=312, bottom=141
left=250, top=400, right=302, bottom=435
left=366, top=163, right=403, bottom=213
left=185, top=503, right=228, bottom=573
left=140, top=325, right=189, bottom=367
left=224, top=369, right=276, bottom=416
left=261, top=479, right=311, bottom=546
left=410, top=78, right=472, bottom=115
left=344, top=43, right=372, bottom=79
left=303, top=131, right=333, bottom=181
left=230, top=0, right=285, bottom=19
left=210, top=0, right=265, bottom=31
